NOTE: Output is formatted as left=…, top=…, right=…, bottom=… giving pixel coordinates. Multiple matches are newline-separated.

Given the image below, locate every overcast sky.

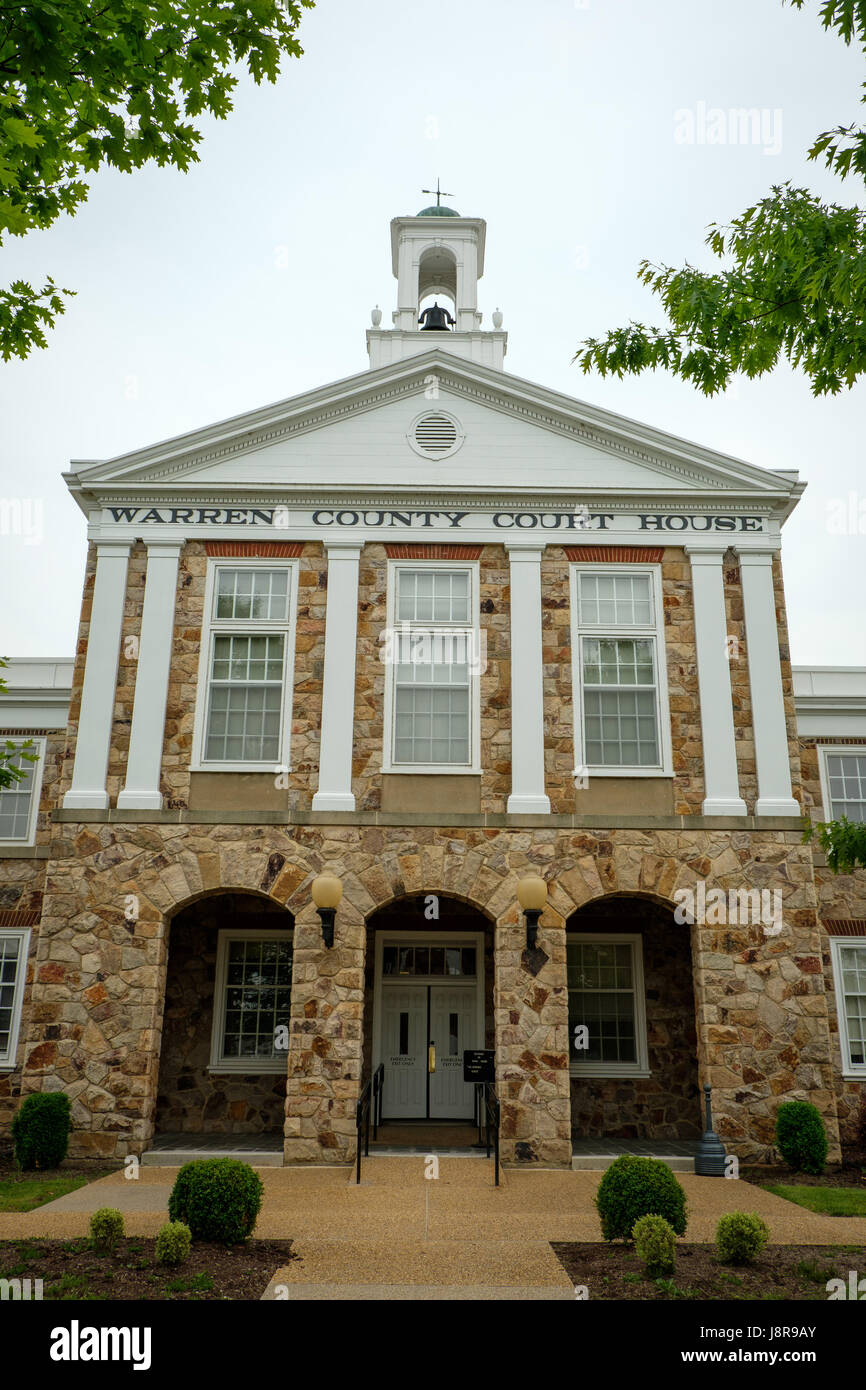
left=1, top=0, right=864, bottom=664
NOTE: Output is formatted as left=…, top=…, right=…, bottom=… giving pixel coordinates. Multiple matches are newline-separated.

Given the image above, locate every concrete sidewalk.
left=2, top=1158, right=863, bottom=1300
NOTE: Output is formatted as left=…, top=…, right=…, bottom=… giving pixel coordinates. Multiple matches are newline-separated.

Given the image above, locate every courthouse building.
left=1, top=202, right=865, bottom=1167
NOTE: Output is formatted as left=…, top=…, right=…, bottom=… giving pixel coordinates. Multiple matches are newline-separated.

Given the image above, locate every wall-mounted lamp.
left=311, top=873, right=343, bottom=949
left=517, top=875, right=547, bottom=951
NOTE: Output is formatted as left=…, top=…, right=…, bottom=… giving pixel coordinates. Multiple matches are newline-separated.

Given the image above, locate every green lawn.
left=0, top=1173, right=98, bottom=1213
left=765, top=1184, right=866, bottom=1217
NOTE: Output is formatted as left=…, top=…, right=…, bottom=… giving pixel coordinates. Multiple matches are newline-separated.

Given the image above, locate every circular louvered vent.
left=410, top=412, right=462, bottom=459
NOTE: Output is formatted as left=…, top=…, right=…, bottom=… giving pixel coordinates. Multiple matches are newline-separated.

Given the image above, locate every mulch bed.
left=551, top=1241, right=865, bottom=1301
left=741, top=1164, right=866, bottom=1190
left=0, top=1236, right=297, bottom=1300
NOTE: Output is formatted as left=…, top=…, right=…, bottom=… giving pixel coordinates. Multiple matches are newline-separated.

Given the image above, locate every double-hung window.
left=829, top=938, right=866, bottom=1077
left=384, top=563, right=479, bottom=771
left=567, top=933, right=649, bottom=1077
left=209, top=930, right=294, bottom=1072
left=570, top=567, right=672, bottom=775
left=819, top=749, right=866, bottom=822
left=0, top=928, right=30, bottom=1069
left=194, top=562, right=297, bottom=771
left=0, top=738, right=45, bottom=846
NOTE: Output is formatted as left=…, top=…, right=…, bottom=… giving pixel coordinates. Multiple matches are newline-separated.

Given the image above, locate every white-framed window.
left=0, top=738, right=45, bottom=846
left=209, top=929, right=294, bottom=1073
left=567, top=933, right=650, bottom=1077
left=192, top=560, right=298, bottom=772
left=818, top=747, right=866, bottom=822
left=0, top=928, right=30, bottom=1069
left=569, top=566, right=673, bottom=777
left=829, top=938, right=866, bottom=1078
left=382, top=561, right=480, bottom=773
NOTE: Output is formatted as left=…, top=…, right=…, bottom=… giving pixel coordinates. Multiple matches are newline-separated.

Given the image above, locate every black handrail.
left=474, top=1081, right=500, bottom=1185
left=355, top=1063, right=385, bottom=1184
left=372, top=1061, right=384, bottom=1139
left=355, top=1077, right=372, bottom=1185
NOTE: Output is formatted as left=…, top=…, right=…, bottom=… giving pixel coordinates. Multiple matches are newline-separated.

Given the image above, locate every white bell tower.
left=367, top=191, right=507, bottom=370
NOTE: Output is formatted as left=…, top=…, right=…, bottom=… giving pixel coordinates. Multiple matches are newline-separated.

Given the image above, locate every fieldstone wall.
left=568, top=898, right=701, bottom=1140
left=51, top=538, right=806, bottom=819
left=10, top=819, right=840, bottom=1165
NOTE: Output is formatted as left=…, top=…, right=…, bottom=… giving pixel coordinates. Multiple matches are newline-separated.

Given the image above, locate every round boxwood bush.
left=155, top=1220, right=192, bottom=1267
left=775, top=1100, right=827, bottom=1174
left=168, top=1157, right=264, bottom=1244
left=632, top=1213, right=677, bottom=1278
left=11, top=1091, right=71, bottom=1170
left=595, top=1155, right=687, bottom=1242
left=715, top=1212, right=769, bottom=1265
left=90, top=1208, right=124, bottom=1252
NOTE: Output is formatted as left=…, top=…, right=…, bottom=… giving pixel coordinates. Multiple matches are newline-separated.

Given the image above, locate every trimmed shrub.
left=11, top=1092, right=71, bottom=1170
left=595, top=1155, right=687, bottom=1242
left=168, top=1158, right=264, bottom=1244
left=90, top=1208, right=125, bottom=1252
left=155, top=1221, right=192, bottom=1267
left=775, top=1101, right=827, bottom=1174
left=632, top=1213, right=677, bottom=1278
left=716, top=1211, right=769, bottom=1265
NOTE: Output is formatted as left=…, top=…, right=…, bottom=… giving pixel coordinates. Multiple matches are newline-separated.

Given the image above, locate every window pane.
left=220, top=936, right=293, bottom=1061
left=0, top=937, right=23, bottom=1059
left=579, top=572, right=652, bottom=626
left=826, top=754, right=866, bottom=822
left=0, top=747, right=38, bottom=841
left=215, top=569, right=290, bottom=621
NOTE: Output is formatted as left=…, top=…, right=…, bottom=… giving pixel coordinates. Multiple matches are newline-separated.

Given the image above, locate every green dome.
left=416, top=204, right=460, bottom=217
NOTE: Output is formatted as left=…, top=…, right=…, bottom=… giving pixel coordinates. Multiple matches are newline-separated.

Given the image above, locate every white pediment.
left=67, top=352, right=801, bottom=511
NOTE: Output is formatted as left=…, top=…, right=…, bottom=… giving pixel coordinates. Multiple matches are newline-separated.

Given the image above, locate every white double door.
left=381, top=983, right=477, bottom=1120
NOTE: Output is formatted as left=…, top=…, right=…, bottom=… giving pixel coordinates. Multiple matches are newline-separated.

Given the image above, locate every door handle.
left=428, top=1041, right=436, bottom=1073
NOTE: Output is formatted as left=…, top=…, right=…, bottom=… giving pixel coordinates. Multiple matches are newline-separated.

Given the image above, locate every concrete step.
left=571, top=1153, right=695, bottom=1172
left=142, top=1149, right=284, bottom=1167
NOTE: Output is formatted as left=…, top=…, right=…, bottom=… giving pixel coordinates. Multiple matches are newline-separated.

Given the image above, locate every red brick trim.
left=384, top=544, right=483, bottom=560
left=0, top=909, right=40, bottom=927
left=801, top=737, right=866, bottom=747
left=564, top=546, right=665, bottom=563
left=822, top=919, right=866, bottom=936
left=205, top=542, right=303, bottom=558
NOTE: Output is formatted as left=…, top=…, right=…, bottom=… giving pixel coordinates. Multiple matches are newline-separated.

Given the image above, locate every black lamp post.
left=694, top=1083, right=728, bottom=1176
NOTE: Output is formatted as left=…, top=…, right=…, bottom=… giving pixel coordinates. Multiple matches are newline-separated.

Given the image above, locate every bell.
left=418, top=301, right=454, bottom=331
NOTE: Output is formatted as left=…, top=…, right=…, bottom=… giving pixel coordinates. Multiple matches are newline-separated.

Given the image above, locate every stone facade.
left=1, top=816, right=840, bottom=1165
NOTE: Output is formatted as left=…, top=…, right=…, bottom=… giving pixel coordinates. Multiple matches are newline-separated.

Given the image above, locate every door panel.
left=429, top=985, right=476, bottom=1119
left=382, top=985, right=427, bottom=1119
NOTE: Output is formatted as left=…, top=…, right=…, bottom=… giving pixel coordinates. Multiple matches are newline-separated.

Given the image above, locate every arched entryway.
left=362, top=893, right=494, bottom=1151
left=152, top=890, right=294, bottom=1155
left=567, top=893, right=702, bottom=1150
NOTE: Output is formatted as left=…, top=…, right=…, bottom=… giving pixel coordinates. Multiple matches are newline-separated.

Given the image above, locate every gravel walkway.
left=3, top=1158, right=862, bottom=1300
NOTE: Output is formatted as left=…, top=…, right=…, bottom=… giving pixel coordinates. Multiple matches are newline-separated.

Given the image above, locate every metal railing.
left=475, top=1081, right=501, bottom=1186
left=355, top=1062, right=384, bottom=1184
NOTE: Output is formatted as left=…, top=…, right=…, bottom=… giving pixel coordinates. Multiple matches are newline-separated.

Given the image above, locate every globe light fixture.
left=311, top=873, right=343, bottom=948
left=517, top=875, right=547, bottom=950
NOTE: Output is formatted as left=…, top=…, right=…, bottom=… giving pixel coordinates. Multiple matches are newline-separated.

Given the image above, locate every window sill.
left=380, top=767, right=481, bottom=776
left=191, top=765, right=292, bottom=776
left=841, top=1071, right=866, bottom=1082
left=207, top=1061, right=287, bottom=1075
left=569, top=1067, right=652, bottom=1079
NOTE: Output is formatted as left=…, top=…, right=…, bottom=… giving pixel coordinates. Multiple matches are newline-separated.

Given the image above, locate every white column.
left=117, top=541, right=182, bottom=810
left=738, top=549, right=800, bottom=816
left=312, top=541, right=362, bottom=812
left=686, top=548, right=747, bottom=816
left=63, top=541, right=132, bottom=810
left=506, top=542, right=550, bottom=815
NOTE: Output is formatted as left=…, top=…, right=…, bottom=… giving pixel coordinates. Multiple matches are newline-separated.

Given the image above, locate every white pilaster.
left=312, top=542, right=362, bottom=812
left=685, top=548, right=747, bottom=816
left=117, top=541, right=182, bottom=810
left=63, top=541, right=132, bottom=810
left=505, top=543, right=550, bottom=815
left=738, top=550, right=800, bottom=816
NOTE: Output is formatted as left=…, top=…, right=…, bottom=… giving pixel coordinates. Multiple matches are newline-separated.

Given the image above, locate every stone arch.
left=154, top=887, right=296, bottom=1144
left=566, top=890, right=702, bottom=1143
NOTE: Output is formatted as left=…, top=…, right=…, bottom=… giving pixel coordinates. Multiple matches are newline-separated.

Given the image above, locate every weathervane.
left=422, top=178, right=453, bottom=207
